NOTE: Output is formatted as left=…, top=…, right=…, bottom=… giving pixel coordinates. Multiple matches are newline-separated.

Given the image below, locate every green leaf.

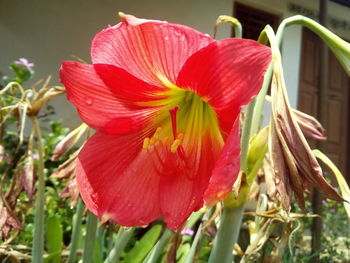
left=277, top=15, right=350, bottom=76
left=177, top=243, right=191, bottom=263
left=45, top=216, right=63, bottom=263
left=124, top=225, right=162, bottom=263
left=313, top=149, right=350, bottom=220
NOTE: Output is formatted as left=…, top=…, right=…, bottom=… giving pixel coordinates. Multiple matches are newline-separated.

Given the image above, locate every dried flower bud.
left=292, top=109, right=326, bottom=140
left=51, top=124, right=87, bottom=161
left=50, top=150, right=78, bottom=179
left=265, top=26, right=343, bottom=209
left=19, top=154, right=35, bottom=199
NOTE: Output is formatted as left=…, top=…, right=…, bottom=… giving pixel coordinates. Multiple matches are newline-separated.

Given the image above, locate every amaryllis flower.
left=60, top=14, right=271, bottom=230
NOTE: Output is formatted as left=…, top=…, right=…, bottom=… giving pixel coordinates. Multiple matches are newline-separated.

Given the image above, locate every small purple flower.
left=15, top=58, right=34, bottom=71
left=32, top=152, right=39, bottom=160
left=181, top=227, right=194, bottom=236
left=322, top=200, right=329, bottom=207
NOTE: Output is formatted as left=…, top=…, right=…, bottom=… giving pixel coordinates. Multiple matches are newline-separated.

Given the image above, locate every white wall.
left=0, top=0, right=232, bottom=127
left=1, top=0, right=349, bottom=127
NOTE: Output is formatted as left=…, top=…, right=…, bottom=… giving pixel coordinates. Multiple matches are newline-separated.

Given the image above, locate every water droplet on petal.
left=174, top=30, right=181, bottom=37
left=164, top=36, right=169, bottom=41
left=91, top=193, right=99, bottom=204
left=85, top=99, right=93, bottom=106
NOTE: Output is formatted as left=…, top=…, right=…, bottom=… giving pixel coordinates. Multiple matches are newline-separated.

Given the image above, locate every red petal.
left=159, top=133, right=222, bottom=230
left=60, top=61, right=158, bottom=134
left=204, top=119, right=240, bottom=206
left=77, top=131, right=162, bottom=227
left=91, top=15, right=213, bottom=86
left=93, top=64, right=166, bottom=104
left=176, top=39, right=271, bottom=134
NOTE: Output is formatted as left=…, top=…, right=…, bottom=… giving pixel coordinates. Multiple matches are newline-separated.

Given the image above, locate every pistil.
left=169, top=106, right=179, bottom=139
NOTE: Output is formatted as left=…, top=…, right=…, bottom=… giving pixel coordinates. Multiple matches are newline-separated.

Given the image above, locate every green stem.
left=31, top=116, right=45, bottom=263
left=144, top=228, right=172, bottom=263
left=208, top=22, right=279, bottom=263
left=67, top=198, right=84, bottom=263
left=208, top=205, right=244, bottom=263
left=234, top=22, right=242, bottom=39
left=250, top=20, right=288, bottom=137
left=184, top=224, right=203, bottom=263
left=240, top=100, right=256, bottom=172
left=104, top=228, right=135, bottom=263
left=83, top=212, right=98, bottom=263
left=250, top=15, right=335, bottom=137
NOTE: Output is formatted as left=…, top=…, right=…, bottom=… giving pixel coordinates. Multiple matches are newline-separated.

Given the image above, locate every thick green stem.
left=208, top=21, right=280, bottom=263
left=208, top=205, right=244, bottom=263
left=67, top=198, right=84, bottom=263
left=83, top=212, right=98, bottom=263
left=104, top=228, right=135, bottom=263
left=31, top=116, right=45, bottom=263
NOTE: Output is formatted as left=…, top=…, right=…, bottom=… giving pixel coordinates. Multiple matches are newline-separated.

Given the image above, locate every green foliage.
left=2, top=60, right=34, bottom=85
left=124, top=225, right=162, bottom=263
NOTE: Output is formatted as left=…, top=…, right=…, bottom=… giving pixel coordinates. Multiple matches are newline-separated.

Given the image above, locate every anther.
left=143, top=137, right=150, bottom=149
left=169, top=105, right=179, bottom=139
left=154, top=127, right=162, bottom=139
left=170, top=139, right=181, bottom=153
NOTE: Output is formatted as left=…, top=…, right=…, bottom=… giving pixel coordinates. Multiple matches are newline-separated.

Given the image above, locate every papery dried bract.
left=266, top=25, right=342, bottom=209
left=0, top=197, right=22, bottom=240
left=19, top=154, right=35, bottom=199
left=51, top=124, right=88, bottom=161
left=292, top=109, right=326, bottom=140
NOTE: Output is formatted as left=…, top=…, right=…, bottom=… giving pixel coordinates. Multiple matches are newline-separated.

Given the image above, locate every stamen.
left=169, top=105, right=179, bottom=139
left=143, top=137, right=150, bottom=149
left=170, top=133, right=184, bottom=153
left=170, top=139, right=181, bottom=153
left=150, top=127, right=162, bottom=145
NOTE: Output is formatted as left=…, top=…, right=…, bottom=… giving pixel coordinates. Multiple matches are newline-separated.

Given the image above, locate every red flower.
left=60, top=14, right=271, bottom=230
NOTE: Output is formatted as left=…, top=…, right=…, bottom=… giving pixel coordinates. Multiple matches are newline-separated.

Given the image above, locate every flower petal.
left=204, top=119, right=240, bottom=205
left=77, top=131, right=162, bottom=227
left=159, top=132, right=222, bottom=230
left=91, top=14, right=213, bottom=86
left=93, top=63, right=166, bottom=104
left=176, top=39, right=271, bottom=134
left=60, top=61, right=158, bottom=134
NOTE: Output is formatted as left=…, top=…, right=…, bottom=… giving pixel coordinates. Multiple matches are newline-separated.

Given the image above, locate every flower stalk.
left=67, top=198, right=84, bottom=263
left=82, top=212, right=98, bottom=263
left=31, top=116, right=45, bottom=263
left=209, top=18, right=272, bottom=262
left=104, top=228, right=135, bottom=263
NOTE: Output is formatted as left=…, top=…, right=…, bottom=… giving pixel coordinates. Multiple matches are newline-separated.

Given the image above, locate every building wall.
left=236, top=0, right=350, bottom=109
left=0, top=0, right=232, bottom=127
left=0, top=0, right=349, bottom=127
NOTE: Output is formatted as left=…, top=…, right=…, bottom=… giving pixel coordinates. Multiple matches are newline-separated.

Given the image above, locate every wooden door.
left=298, top=28, right=350, bottom=179
left=234, top=3, right=280, bottom=40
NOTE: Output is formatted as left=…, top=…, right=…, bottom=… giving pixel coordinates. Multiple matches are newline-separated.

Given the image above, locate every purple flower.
left=15, top=58, right=34, bottom=71
left=322, top=200, right=329, bottom=207
left=32, top=152, right=39, bottom=160
left=181, top=227, right=194, bottom=236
